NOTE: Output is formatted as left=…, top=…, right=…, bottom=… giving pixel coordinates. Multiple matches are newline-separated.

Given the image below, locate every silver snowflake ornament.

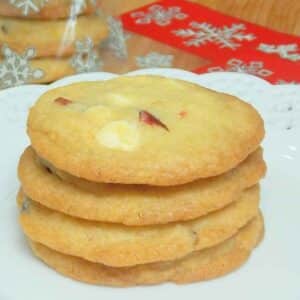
left=276, top=79, right=300, bottom=85
left=70, top=37, right=103, bottom=73
left=173, top=22, right=255, bottom=50
left=9, top=0, right=48, bottom=16
left=102, top=17, right=130, bottom=59
left=0, top=45, right=44, bottom=88
left=136, top=52, right=174, bottom=68
left=131, top=4, right=187, bottom=26
left=70, top=0, right=97, bottom=16
left=258, top=43, right=300, bottom=62
left=208, top=58, right=273, bottom=78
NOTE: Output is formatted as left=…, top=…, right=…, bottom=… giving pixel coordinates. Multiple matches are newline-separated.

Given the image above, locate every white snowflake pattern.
left=136, top=52, right=174, bottom=68
left=208, top=58, right=273, bottom=78
left=70, top=37, right=102, bottom=73
left=101, top=17, right=130, bottom=59
left=173, top=22, right=255, bottom=50
left=258, top=43, right=300, bottom=62
left=9, top=0, right=48, bottom=16
left=0, top=45, right=44, bottom=88
left=131, top=4, right=187, bottom=26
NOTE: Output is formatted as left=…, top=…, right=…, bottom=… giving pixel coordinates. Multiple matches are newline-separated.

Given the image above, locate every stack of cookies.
left=18, top=75, right=266, bottom=287
left=0, top=0, right=108, bottom=84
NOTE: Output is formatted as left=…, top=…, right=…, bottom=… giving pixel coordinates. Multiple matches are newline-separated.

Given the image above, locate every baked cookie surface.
left=0, top=15, right=108, bottom=58
left=19, top=147, right=266, bottom=225
left=29, top=214, right=264, bottom=286
left=27, top=76, right=265, bottom=185
left=18, top=186, right=260, bottom=267
left=0, top=0, right=100, bottom=19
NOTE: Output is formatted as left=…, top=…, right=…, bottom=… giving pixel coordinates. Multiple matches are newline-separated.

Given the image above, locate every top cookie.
left=0, top=0, right=100, bottom=19
left=27, top=75, right=264, bottom=186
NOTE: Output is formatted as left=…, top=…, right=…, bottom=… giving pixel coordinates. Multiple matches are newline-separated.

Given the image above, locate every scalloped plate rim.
left=1, top=69, right=300, bottom=96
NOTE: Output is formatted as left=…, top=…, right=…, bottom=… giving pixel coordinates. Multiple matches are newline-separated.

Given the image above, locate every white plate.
left=0, top=69, right=299, bottom=300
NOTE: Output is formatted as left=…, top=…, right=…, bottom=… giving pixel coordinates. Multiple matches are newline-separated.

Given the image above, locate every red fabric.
left=121, top=0, right=300, bottom=83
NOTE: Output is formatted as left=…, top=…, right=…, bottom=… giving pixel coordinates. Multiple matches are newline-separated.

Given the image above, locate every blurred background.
left=0, top=0, right=299, bottom=88
left=102, top=0, right=300, bottom=35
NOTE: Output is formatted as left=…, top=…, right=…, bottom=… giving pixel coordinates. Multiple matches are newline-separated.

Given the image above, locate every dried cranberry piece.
left=139, top=110, right=169, bottom=131
left=45, top=166, right=52, bottom=174
left=54, top=97, right=73, bottom=106
left=179, top=111, right=187, bottom=118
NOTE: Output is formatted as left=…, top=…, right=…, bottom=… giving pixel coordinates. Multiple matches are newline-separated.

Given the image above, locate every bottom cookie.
left=29, top=214, right=264, bottom=287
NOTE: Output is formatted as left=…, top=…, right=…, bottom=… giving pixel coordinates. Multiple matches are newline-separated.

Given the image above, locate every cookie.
left=18, top=186, right=260, bottom=267
left=0, top=15, right=108, bottom=58
left=0, top=1, right=100, bottom=19
left=29, top=214, right=264, bottom=286
left=27, top=76, right=265, bottom=186
left=26, top=57, right=74, bottom=83
left=0, top=52, right=105, bottom=85
left=0, top=55, right=94, bottom=85
left=0, top=57, right=75, bottom=84
left=19, top=147, right=266, bottom=225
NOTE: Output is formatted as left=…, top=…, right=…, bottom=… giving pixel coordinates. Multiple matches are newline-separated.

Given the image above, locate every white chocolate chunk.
left=69, top=102, right=87, bottom=112
left=85, top=104, right=111, bottom=120
left=109, top=94, right=132, bottom=106
left=97, top=120, right=139, bottom=151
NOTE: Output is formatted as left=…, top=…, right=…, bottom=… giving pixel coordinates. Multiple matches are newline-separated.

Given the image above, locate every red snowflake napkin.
left=121, top=0, right=300, bottom=84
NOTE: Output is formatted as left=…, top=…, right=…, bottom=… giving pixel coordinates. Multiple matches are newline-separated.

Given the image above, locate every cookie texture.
left=0, top=16, right=108, bottom=58
left=19, top=147, right=265, bottom=225
left=27, top=76, right=265, bottom=185
left=18, top=186, right=259, bottom=267
left=0, top=0, right=100, bottom=19
left=29, top=214, right=264, bottom=286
